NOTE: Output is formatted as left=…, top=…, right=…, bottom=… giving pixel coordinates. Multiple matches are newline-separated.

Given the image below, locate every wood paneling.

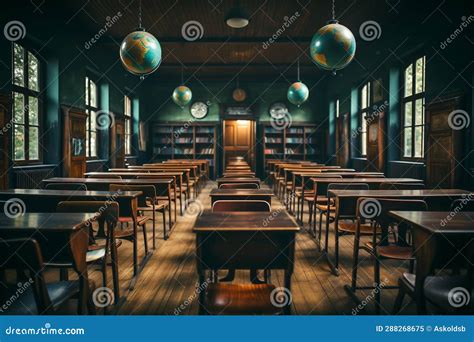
left=223, top=120, right=255, bottom=169
left=110, top=116, right=126, bottom=169
left=0, top=94, right=9, bottom=189
left=62, top=106, right=87, bottom=178
left=366, top=111, right=386, bottom=172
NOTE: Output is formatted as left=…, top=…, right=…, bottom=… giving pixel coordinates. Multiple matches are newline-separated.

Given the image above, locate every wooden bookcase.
left=151, top=122, right=217, bottom=179
left=262, top=123, right=324, bottom=172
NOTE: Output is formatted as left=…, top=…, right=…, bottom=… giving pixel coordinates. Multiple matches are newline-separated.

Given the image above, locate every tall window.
left=12, top=43, right=41, bottom=162
left=335, top=99, right=340, bottom=118
left=402, top=56, right=426, bottom=159
left=124, top=95, right=132, bottom=155
left=85, top=76, right=98, bottom=158
left=359, top=82, right=371, bottom=156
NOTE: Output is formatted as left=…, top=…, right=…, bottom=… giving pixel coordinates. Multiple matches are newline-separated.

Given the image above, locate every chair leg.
left=132, top=231, right=138, bottom=276
left=351, top=226, right=361, bottom=291
left=374, top=257, right=381, bottom=314
left=220, top=269, right=235, bottom=282
left=59, top=268, right=69, bottom=281
left=142, top=224, right=148, bottom=255
left=392, top=286, right=405, bottom=314
left=152, top=210, right=156, bottom=249
left=334, top=217, right=339, bottom=270
left=110, top=237, right=120, bottom=304
left=163, top=209, right=167, bottom=240
left=308, top=202, right=313, bottom=227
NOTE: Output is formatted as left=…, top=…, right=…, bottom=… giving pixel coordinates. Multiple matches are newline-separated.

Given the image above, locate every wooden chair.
left=86, top=175, right=122, bottom=179
left=136, top=174, right=181, bottom=217
left=212, top=200, right=271, bottom=212
left=109, top=184, right=151, bottom=288
left=379, top=182, right=425, bottom=190
left=196, top=229, right=295, bottom=315
left=55, top=200, right=120, bottom=304
left=219, top=183, right=259, bottom=189
left=312, top=176, right=343, bottom=240
left=45, top=183, right=87, bottom=191
left=450, top=198, right=474, bottom=211
left=353, top=198, right=428, bottom=314
left=0, top=238, right=95, bottom=315
left=354, top=174, right=385, bottom=178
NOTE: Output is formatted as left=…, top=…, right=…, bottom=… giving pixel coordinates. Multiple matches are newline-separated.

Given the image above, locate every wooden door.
left=335, top=113, right=350, bottom=167
left=62, top=106, right=87, bottom=177
left=366, top=111, right=386, bottom=172
left=110, top=116, right=125, bottom=168
left=0, top=94, right=9, bottom=189
left=223, top=120, right=255, bottom=170
left=426, top=96, right=463, bottom=188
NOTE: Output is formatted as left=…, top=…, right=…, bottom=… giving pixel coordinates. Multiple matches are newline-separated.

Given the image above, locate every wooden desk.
left=217, top=177, right=261, bottom=188
left=311, top=177, right=423, bottom=192
left=389, top=211, right=474, bottom=313
left=0, top=213, right=95, bottom=313
left=209, top=189, right=273, bottom=205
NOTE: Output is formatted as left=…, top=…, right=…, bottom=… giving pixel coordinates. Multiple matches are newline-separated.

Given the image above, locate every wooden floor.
left=74, top=181, right=417, bottom=315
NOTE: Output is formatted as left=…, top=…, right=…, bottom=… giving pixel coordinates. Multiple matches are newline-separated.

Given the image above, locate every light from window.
left=124, top=95, right=132, bottom=155
left=335, top=99, right=339, bottom=118
left=85, top=76, right=99, bottom=158
left=359, top=82, right=371, bottom=156
left=402, top=56, right=425, bottom=158
left=12, top=43, right=40, bottom=162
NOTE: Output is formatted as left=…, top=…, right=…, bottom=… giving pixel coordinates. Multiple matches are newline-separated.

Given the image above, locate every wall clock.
left=190, top=101, right=208, bottom=119
left=269, top=102, right=289, bottom=119
left=232, top=88, right=247, bottom=102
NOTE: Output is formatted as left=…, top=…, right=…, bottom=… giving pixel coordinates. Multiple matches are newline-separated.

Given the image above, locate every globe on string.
left=120, top=30, right=162, bottom=77
left=172, top=85, right=193, bottom=107
left=309, top=22, right=356, bottom=73
left=287, top=82, right=309, bottom=106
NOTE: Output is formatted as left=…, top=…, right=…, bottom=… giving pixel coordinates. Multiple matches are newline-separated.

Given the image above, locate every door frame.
left=221, top=119, right=257, bottom=172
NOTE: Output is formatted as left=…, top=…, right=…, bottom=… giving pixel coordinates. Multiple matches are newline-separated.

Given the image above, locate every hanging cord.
left=181, top=66, right=184, bottom=85
left=297, top=59, right=300, bottom=82
left=332, top=0, right=335, bottom=21
left=138, top=0, right=143, bottom=30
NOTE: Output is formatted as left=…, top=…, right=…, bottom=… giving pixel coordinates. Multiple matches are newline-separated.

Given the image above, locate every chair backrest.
left=109, top=184, right=155, bottom=208
left=86, top=174, right=122, bottom=179
left=0, top=238, right=52, bottom=314
left=212, top=200, right=271, bottom=212
left=327, top=183, right=369, bottom=198
left=354, top=174, right=385, bottom=178
left=56, top=200, right=119, bottom=225
left=219, top=182, right=259, bottom=189
left=45, top=183, right=87, bottom=191
left=450, top=198, right=474, bottom=212
left=379, top=182, right=425, bottom=190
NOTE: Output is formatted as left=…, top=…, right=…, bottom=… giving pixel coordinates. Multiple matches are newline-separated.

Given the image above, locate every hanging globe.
left=120, top=30, right=162, bottom=77
left=287, top=82, right=309, bottom=106
left=309, top=22, right=356, bottom=73
left=172, top=85, right=193, bottom=107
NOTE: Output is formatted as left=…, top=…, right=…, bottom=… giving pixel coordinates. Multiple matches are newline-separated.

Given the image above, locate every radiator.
left=13, top=167, right=56, bottom=189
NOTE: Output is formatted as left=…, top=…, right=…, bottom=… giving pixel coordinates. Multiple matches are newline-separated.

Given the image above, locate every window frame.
left=401, top=56, right=426, bottom=161
left=11, top=43, right=42, bottom=165
left=85, top=76, right=100, bottom=159
left=124, top=95, right=132, bottom=156
left=359, top=81, right=371, bottom=157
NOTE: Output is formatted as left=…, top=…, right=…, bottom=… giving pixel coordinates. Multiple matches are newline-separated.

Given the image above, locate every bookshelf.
left=262, top=123, right=324, bottom=173
left=151, top=122, right=217, bottom=179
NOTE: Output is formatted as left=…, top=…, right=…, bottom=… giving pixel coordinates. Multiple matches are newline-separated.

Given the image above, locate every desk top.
left=0, top=189, right=142, bottom=198
left=84, top=171, right=183, bottom=177
left=311, top=177, right=422, bottom=184
left=329, top=189, right=471, bottom=198
left=43, top=177, right=173, bottom=184
left=193, top=211, right=299, bottom=232
left=292, top=171, right=383, bottom=177
left=389, top=211, right=474, bottom=235
left=210, top=189, right=273, bottom=196
left=0, top=213, right=96, bottom=232
left=217, top=177, right=261, bottom=183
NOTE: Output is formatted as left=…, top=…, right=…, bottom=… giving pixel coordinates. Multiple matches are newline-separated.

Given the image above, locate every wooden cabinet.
left=0, top=94, right=10, bottom=189
left=425, top=95, right=464, bottom=188
left=62, top=106, right=87, bottom=177
left=365, top=111, right=386, bottom=172
left=336, top=113, right=350, bottom=167
left=110, top=116, right=125, bottom=168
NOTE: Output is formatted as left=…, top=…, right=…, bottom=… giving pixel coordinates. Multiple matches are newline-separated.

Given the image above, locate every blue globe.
left=287, top=82, right=309, bottom=106
left=120, top=31, right=162, bottom=76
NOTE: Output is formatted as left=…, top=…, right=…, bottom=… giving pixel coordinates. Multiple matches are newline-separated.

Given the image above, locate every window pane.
left=13, top=92, right=24, bottom=124
left=361, top=85, right=367, bottom=108
left=14, top=124, right=25, bottom=160
left=415, top=99, right=424, bottom=125
left=361, top=132, right=367, bottom=156
left=13, top=44, right=24, bottom=87
left=125, top=136, right=131, bottom=155
left=86, top=110, right=90, bottom=131
left=28, top=52, right=39, bottom=91
left=361, top=115, right=367, bottom=133
left=28, top=96, right=39, bottom=125
left=86, top=133, right=90, bottom=157
left=90, top=132, right=97, bottom=157
left=126, top=118, right=131, bottom=135
left=404, top=101, right=412, bottom=126
left=403, top=128, right=412, bottom=157
left=414, top=126, right=423, bottom=158
left=415, top=57, right=425, bottom=94
left=90, top=81, right=97, bottom=107
left=85, top=77, right=89, bottom=105
left=335, top=99, right=339, bottom=118
left=404, top=64, right=413, bottom=97
left=367, top=82, right=371, bottom=106
left=91, top=111, right=97, bottom=131
left=29, top=126, right=39, bottom=160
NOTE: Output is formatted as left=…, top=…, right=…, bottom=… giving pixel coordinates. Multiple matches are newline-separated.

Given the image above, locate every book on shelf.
left=198, top=148, right=214, bottom=154
left=264, top=148, right=282, bottom=154
left=286, top=137, right=303, bottom=144
left=264, top=137, right=282, bottom=143
left=286, top=128, right=304, bottom=134
left=196, top=127, right=214, bottom=133
left=175, top=137, right=193, bottom=143
left=195, top=137, right=213, bottom=143
left=174, top=147, right=194, bottom=154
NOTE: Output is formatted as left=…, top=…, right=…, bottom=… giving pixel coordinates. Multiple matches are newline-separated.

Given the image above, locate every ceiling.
left=10, top=0, right=409, bottom=78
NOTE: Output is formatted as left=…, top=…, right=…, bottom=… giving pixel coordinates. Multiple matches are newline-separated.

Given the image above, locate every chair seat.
left=402, top=272, right=471, bottom=312
left=338, top=222, right=373, bottom=234
left=296, top=190, right=314, bottom=197
left=118, top=215, right=150, bottom=225
left=316, top=204, right=336, bottom=211
left=139, top=202, right=167, bottom=211
left=1, top=281, right=80, bottom=315
left=365, top=242, right=414, bottom=260
left=205, top=283, right=281, bottom=315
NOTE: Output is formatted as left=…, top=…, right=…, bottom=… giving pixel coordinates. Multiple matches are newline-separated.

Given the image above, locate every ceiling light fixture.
left=225, top=1, right=249, bottom=28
